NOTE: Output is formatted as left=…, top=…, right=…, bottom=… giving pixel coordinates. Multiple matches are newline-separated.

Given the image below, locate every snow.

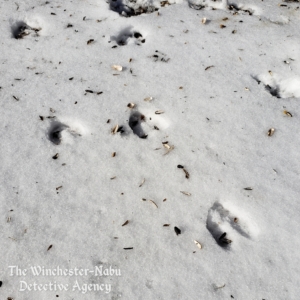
left=1, top=0, right=300, bottom=299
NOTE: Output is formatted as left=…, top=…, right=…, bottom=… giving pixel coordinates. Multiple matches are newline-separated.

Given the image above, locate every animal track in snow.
left=206, top=202, right=253, bottom=249
left=253, top=72, right=300, bottom=98
left=111, top=27, right=145, bottom=46
left=188, top=0, right=259, bottom=16
left=128, top=107, right=170, bottom=138
left=48, top=120, right=86, bottom=145
left=109, top=0, right=168, bottom=17
left=11, top=20, right=42, bottom=39
left=129, top=111, right=148, bottom=138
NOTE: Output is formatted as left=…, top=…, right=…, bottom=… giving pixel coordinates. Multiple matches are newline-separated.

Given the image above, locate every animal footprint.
left=129, top=111, right=148, bottom=139
left=11, top=20, right=41, bottom=39
left=48, top=120, right=85, bottom=145
left=253, top=73, right=300, bottom=99
left=109, top=0, right=158, bottom=17
left=111, top=27, right=145, bottom=46
left=128, top=107, right=170, bottom=138
left=150, top=50, right=170, bottom=63
left=206, top=202, right=252, bottom=248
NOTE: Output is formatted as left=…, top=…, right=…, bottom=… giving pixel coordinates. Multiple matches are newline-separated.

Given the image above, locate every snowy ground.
left=1, top=0, right=300, bottom=299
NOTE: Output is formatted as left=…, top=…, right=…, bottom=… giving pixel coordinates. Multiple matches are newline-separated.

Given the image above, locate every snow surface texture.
left=1, top=0, right=300, bottom=299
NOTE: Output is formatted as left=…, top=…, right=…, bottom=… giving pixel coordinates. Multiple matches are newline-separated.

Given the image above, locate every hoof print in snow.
left=111, top=27, right=145, bottom=46
left=48, top=121, right=69, bottom=145
left=206, top=202, right=251, bottom=249
left=11, top=21, right=41, bottom=39
left=151, top=50, right=170, bottom=63
left=109, top=0, right=158, bottom=17
left=129, top=112, right=147, bottom=139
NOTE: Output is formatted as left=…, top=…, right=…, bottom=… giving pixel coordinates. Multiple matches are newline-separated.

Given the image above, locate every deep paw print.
left=11, top=21, right=41, bottom=39
left=129, top=111, right=148, bottom=139
left=48, top=121, right=68, bottom=145
left=150, top=50, right=170, bottom=63
left=128, top=107, right=170, bottom=139
left=48, top=120, right=85, bottom=145
left=111, top=27, right=145, bottom=46
left=206, top=202, right=252, bottom=249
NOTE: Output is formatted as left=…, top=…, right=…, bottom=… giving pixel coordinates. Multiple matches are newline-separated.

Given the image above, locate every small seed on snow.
left=52, top=153, right=59, bottom=159
left=163, top=224, right=170, bottom=227
left=112, top=64, right=122, bottom=71
left=183, top=168, right=190, bottom=179
left=267, top=128, right=275, bottom=136
left=283, top=110, right=292, bottom=117
left=205, top=65, right=214, bottom=71
left=122, top=220, right=129, bottom=226
left=47, top=245, right=53, bottom=251
left=127, top=103, right=135, bottom=108
left=155, top=110, right=164, bottom=114
left=194, top=240, right=202, bottom=249
left=244, top=187, right=253, bottom=190
left=149, top=199, right=158, bottom=208
left=162, top=141, right=174, bottom=154
left=268, top=70, right=273, bottom=76
left=180, top=191, right=191, bottom=196
left=112, top=152, right=116, bottom=157
left=111, top=124, right=119, bottom=134
left=144, top=96, right=153, bottom=102
left=139, top=178, right=145, bottom=187
left=202, top=17, right=207, bottom=24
